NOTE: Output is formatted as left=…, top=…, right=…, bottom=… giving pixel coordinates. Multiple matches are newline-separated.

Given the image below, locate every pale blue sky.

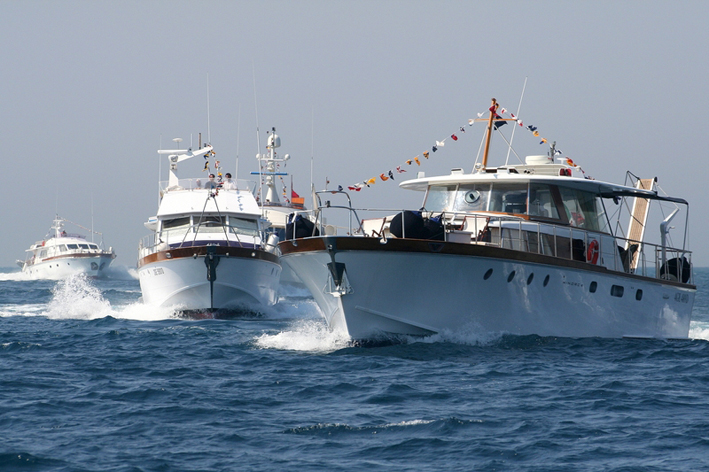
left=1, top=0, right=707, bottom=267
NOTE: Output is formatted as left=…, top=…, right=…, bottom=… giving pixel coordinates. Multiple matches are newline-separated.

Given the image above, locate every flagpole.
left=481, top=98, right=497, bottom=169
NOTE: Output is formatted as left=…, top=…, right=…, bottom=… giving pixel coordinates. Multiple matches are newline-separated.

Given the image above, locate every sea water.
left=1, top=267, right=709, bottom=471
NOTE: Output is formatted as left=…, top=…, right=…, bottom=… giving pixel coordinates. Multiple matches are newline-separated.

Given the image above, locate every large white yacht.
left=279, top=98, right=695, bottom=341
left=18, top=217, right=116, bottom=279
left=137, top=141, right=281, bottom=315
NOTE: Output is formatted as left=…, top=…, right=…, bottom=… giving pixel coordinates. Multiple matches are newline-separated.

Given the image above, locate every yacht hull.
left=22, top=254, right=115, bottom=280
left=138, top=246, right=281, bottom=311
left=280, top=237, right=695, bottom=340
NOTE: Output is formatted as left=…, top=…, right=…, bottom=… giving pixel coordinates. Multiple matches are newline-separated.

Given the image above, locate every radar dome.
left=267, top=133, right=281, bottom=149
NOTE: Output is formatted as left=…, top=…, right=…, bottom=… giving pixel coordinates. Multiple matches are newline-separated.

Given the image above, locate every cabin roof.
left=399, top=167, right=688, bottom=205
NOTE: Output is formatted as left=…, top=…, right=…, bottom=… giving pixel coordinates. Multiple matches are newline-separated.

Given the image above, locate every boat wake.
left=0, top=271, right=31, bottom=282
left=689, top=321, right=709, bottom=341
left=254, top=319, right=353, bottom=352
left=43, top=275, right=174, bottom=321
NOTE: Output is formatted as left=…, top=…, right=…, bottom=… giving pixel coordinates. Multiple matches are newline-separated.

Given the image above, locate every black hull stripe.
left=138, top=245, right=279, bottom=268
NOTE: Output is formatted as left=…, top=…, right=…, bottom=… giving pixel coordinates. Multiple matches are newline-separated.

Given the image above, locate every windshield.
left=558, top=186, right=608, bottom=232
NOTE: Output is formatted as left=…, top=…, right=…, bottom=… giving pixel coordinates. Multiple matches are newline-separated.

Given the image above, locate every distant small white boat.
left=17, top=216, right=116, bottom=279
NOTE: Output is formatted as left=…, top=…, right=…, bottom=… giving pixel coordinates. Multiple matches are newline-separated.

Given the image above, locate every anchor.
left=204, top=246, right=221, bottom=310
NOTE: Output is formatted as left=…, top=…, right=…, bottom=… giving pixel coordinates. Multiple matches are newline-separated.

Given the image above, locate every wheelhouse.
left=423, top=181, right=609, bottom=233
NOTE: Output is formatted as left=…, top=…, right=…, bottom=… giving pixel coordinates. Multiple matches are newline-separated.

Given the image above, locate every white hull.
left=22, top=254, right=114, bottom=280
left=138, top=249, right=281, bottom=311
left=280, top=237, right=695, bottom=340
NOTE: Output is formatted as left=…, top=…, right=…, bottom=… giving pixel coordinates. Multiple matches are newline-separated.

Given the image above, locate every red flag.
left=451, top=134, right=458, bottom=141
left=292, top=189, right=300, bottom=199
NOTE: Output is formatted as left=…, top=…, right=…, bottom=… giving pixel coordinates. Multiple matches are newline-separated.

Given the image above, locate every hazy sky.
left=2, top=0, right=708, bottom=268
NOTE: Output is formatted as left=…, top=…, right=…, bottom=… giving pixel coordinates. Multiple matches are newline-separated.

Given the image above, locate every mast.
left=481, top=98, right=497, bottom=169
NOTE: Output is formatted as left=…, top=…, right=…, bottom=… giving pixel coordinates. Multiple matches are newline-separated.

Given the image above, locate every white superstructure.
left=18, top=217, right=115, bottom=279
left=279, top=98, right=695, bottom=340
left=137, top=142, right=281, bottom=314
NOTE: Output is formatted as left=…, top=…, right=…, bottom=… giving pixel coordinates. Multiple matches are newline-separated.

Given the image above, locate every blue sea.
left=2, top=266, right=709, bottom=472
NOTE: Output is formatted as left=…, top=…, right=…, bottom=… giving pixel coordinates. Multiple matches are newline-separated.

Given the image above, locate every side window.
left=529, top=184, right=560, bottom=219
left=424, top=185, right=456, bottom=212
left=558, top=187, right=605, bottom=231
left=489, top=184, right=528, bottom=214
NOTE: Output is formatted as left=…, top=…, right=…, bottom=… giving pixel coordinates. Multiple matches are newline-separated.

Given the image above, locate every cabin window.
left=79, top=244, right=90, bottom=249
left=59, top=245, right=68, bottom=253
left=450, top=184, right=491, bottom=213
left=489, top=183, right=528, bottom=214
left=424, top=185, right=457, bottom=212
left=558, top=187, right=608, bottom=232
left=40, top=250, right=47, bottom=258
left=529, top=184, right=561, bottom=219
left=66, top=244, right=79, bottom=250
left=194, top=216, right=225, bottom=233
left=228, top=217, right=259, bottom=236
left=89, top=244, right=98, bottom=250
left=162, top=216, right=192, bottom=230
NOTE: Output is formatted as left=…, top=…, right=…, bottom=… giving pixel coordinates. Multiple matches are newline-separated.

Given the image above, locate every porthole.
left=636, top=289, right=643, bottom=301
left=465, top=190, right=481, bottom=204
left=589, top=281, right=597, bottom=293
left=527, top=273, right=534, bottom=285
left=543, top=274, right=550, bottom=287
left=483, top=268, right=493, bottom=280
left=507, top=271, right=516, bottom=282
left=611, top=285, right=624, bottom=298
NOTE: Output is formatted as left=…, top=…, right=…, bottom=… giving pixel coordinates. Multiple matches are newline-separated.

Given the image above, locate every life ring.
left=586, top=239, right=600, bottom=264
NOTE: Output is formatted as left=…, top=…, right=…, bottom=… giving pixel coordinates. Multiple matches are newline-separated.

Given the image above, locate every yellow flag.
left=414, top=157, right=421, bottom=166
left=367, top=177, right=376, bottom=185
left=423, top=151, right=429, bottom=159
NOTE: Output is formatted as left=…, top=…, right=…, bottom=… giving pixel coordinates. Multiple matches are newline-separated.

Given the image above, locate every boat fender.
left=286, top=214, right=319, bottom=239
left=660, top=256, right=691, bottom=283
left=586, top=239, right=600, bottom=265
left=390, top=211, right=426, bottom=239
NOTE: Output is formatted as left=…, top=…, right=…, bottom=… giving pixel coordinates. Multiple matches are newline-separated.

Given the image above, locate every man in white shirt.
left=222, top=173, right=237, bottom=190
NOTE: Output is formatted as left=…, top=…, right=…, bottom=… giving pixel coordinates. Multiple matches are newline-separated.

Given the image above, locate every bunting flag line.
left=337, top=99, right=590, bottom=190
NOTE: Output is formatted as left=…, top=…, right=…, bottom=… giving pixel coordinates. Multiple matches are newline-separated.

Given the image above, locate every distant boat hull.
left=21, top=253, right=115, bottom=280
left=280, top=237, right=695, bottom=340
left=138, top=246, right=281, bottom=311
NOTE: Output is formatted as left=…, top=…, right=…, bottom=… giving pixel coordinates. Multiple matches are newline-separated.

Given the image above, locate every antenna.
left=91, top=194, right=94, bottom=243
left=236, top=104, right=241, bottom=180
left=310, top=106, right=314, bottom=196
left=253, top=63, right=264, bottom=207
left=505, top=77, right=528, bottom=165
left=206, top=73, right=211, bottom=144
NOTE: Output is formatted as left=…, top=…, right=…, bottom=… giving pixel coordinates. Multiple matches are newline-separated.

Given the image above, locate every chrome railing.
left=282, top=202, right=692, bottom=283
left=139, top=224, right=262, bottom=258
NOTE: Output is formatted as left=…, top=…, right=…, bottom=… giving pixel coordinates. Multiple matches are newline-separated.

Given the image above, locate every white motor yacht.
left=278, top=98, right=695, bottom=340
left=137, top=141, right=281, bottom=315
left=18, top=217, right=116, bottom=279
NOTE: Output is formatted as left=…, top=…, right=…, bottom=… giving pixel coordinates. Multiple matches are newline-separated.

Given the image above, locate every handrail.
left=280, top=205, right=692, bottom=283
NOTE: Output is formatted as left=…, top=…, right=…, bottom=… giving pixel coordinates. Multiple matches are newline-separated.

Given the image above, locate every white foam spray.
left=254, top=319, right=352, bottom=352
left=42, top=274, right=175, bottom=321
